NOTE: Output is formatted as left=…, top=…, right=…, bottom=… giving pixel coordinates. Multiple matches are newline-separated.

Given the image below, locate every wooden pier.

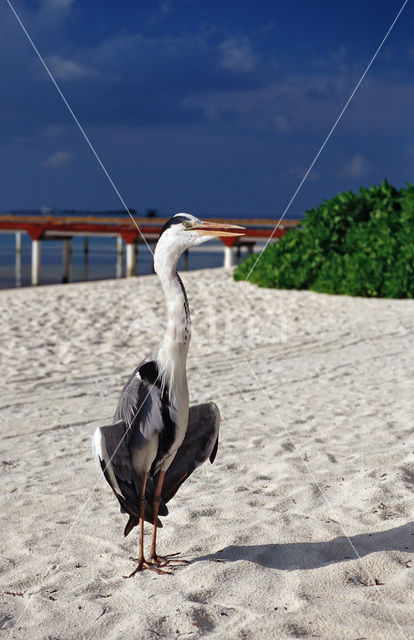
left=0, top=214, right=300, bottom=285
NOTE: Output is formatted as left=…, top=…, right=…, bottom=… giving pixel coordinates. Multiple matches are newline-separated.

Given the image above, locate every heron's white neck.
left=154, top=242, right=191, bottom=405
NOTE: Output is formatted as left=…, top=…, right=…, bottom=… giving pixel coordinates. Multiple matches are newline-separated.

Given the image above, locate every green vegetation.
left=234, top=180, right=414, bottom=298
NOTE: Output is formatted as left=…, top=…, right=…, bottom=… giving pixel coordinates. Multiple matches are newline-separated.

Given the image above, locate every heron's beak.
left=193, top=221, right=245, bottom=237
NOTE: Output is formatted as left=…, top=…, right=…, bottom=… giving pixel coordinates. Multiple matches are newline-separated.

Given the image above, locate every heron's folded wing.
left=93, top=419, right=167, bottom=527
left=160, top=402, right=220, bottom=504
left=93, top=420, right=143, bottom=517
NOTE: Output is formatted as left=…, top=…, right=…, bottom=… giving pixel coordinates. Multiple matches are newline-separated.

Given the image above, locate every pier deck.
left=0, top=215, right=300, bottom=285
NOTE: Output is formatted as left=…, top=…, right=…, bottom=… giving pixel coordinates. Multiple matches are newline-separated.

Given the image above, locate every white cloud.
left=182, top=74, right=342, bottom=132
left=43, top=150, right=72, bottom=168
left=342, top=154, right=369, bottom=178
left=47, top=55, right=98, bottom=80
left=218, top=38, right=256, bottom=73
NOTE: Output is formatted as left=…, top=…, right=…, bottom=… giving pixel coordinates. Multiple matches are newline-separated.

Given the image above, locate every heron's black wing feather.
left=209, top=436, right=219, bottom=464
left=159, top=402, right=220, bottom=504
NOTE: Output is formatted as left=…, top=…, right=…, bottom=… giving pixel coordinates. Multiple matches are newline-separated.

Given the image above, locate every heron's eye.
left=183, top=221, right=192, bottom=228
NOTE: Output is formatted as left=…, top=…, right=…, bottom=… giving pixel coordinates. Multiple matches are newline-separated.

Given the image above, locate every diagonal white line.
left=240, top=3, right=409, bottom=629
left=244, top=357, right=408, bottom=640
left=244, top=0, right=409, bottom=282
left=4, top=0, right=154, bottom=257
left=4, top=0, right=410, bottom=637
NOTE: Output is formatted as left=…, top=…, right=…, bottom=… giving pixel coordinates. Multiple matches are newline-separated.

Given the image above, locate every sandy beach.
left=0, top=268, right=413, bottom=640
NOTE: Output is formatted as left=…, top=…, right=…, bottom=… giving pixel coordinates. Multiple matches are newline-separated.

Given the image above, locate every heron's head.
left=154, top=213, right=244, bottom=274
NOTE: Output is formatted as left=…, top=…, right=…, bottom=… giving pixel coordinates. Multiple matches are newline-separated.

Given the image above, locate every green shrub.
left=234, top=180, right=414, bottom=298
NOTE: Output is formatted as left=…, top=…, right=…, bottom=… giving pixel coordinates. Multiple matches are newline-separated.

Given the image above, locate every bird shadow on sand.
left=191, top=522, right=414, bottom=571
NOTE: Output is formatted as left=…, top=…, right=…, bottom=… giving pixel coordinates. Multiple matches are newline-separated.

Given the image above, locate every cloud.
left=5, top=1, right=407, bottom=143
left=47, top=55, right=99, bottom=80
left=342, top=154, right=369, bottom=178
left=1, top=1, right=413, bottom=194
left=42, top=150, right=72, bottom=168
left=218, top=38, right=256, bottom=73
left=182, top=78, right=334, bottom=132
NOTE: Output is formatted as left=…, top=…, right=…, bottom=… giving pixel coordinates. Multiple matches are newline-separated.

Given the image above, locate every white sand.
left=0, top=268, right=413, bottom=640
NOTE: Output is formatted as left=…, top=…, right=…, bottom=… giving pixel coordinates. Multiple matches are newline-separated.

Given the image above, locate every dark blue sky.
left=1, top=0, right=413, bottom=218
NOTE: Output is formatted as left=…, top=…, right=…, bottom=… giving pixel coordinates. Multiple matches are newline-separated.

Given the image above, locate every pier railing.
left=0, top=215, right=300, bottom=285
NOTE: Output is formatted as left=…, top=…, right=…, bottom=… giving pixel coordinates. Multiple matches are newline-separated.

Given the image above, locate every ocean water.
left=0, top=232, right=233, bottom=289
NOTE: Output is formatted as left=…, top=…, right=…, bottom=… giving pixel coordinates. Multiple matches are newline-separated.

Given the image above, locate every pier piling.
left=224, top=245, right=234, bottom=269
left=31, top=239, right=41, bottom=286
left=15, top=232, right=22, bottom=253
left=62, top=238, right=72, bottom=283
left=126, top=242, right=136, bottom=277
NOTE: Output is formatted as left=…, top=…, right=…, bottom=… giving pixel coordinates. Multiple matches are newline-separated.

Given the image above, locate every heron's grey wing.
left=93, top=420, right=142, bottom=516
left=160, top=402, right=220, bottom=504
left=93, top=419, right=165, bottom=529
left=96, top=366, right=169, bottom=530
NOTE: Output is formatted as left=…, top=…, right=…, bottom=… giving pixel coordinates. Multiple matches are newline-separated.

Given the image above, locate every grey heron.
left=93, top=213, right=244, bottom=576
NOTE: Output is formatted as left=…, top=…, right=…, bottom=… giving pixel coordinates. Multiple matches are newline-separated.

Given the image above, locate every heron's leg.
left=126, top=472, right=148, bottom=576
left=126, top=472, right=172, bottom=577
left=149, top=472, right=188, bottom=567
left=137, top=471, right=148, bottom=565
left=149, top=471, right=165, bottom=562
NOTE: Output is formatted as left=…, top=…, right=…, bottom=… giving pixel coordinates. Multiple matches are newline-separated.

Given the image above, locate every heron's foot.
left=124, top=556, right=173, bottom=577
left=150, top=551, right=189, bottom=568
